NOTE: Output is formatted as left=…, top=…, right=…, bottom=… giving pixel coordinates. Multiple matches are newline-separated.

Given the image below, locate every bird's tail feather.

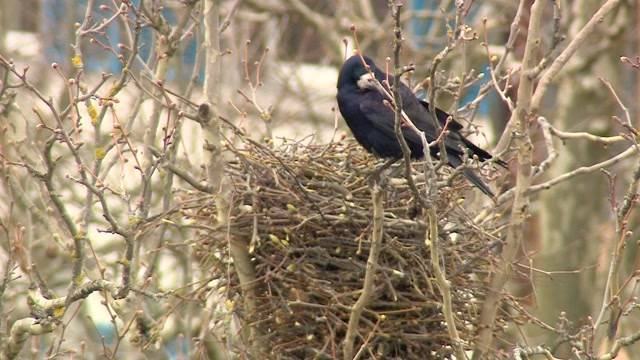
left=447, top=155, right=495, bottom=197
left=459, top=137, right=508, bottom=168
left=462, top=168, right=495, bottom=198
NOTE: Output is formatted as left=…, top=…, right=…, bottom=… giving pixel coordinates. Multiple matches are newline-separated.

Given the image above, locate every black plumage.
left=336, top=54, right=503, bottom=197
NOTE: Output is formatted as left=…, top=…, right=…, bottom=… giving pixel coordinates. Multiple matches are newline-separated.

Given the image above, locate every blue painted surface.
left=40, top=0, right=198, bottom=80
left=95, top=322, right=116, bottom=345
left=164, top=336, right=190, bottom=359
left=410, top=0, right=490, bottom=116
left=409, top=0, right=432, bottom=49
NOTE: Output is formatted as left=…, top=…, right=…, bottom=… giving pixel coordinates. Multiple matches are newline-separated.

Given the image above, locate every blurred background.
left=1, top=0, right=640, bottom=358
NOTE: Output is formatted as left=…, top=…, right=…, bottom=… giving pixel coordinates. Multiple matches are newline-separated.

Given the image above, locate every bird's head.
left=337, top=54, right=383, bottom=91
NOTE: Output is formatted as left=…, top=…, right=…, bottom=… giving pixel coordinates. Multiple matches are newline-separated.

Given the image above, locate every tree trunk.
left=535, top=1, right=628, bottom=354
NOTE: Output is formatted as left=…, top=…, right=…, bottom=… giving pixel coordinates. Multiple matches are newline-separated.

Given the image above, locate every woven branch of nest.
left=190, top=137, right=505, bottom=359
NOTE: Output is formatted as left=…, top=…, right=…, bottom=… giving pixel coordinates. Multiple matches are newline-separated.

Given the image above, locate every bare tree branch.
left=473, top=0, right=545, bottom=356
left=530, top=0, right=623, bottom=113
left=343, top=182, right=384, bottom=360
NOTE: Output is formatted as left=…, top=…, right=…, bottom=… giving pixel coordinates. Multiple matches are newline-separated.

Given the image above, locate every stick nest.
left=191, top=137, right=503, bottom=359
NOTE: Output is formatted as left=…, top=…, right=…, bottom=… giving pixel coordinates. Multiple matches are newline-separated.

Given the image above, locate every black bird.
left=336, top=54, right=504, bottom=197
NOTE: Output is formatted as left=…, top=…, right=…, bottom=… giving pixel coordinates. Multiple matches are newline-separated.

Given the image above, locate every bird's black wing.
left=358, top=92, right=429, bottom=153
left=418, top=99, right=464, bottom=131
left=357, top=84, right=504, bottom=166
left=414, top=93, right=499, bottom=164
left=398, top=85, right=475, bottom=159
left=359, top=93, right=497, bottom=196
left=357, top=88, right=471, bottom=160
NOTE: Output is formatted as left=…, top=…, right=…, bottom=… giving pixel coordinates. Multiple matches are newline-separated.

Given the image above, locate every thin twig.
left=343, top=182, right=384, bottom=360
left=427, top=207, right=466, bottom=359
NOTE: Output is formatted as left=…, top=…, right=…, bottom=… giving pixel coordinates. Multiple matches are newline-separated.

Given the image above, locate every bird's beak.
left=356, top=72, right=379, bottom=90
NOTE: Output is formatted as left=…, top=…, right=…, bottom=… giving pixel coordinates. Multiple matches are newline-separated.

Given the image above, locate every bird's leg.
left=367, top=158, right=399, bottom=185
